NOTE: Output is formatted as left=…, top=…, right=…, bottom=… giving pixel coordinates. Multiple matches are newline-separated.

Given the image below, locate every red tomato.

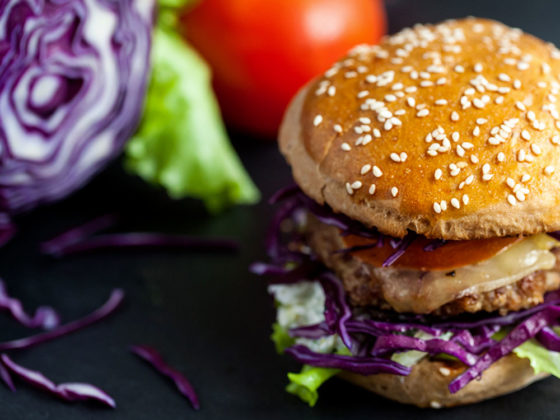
left=342, top=234, right=522, bottom=271
left=180, top=0, right=387, bottom=137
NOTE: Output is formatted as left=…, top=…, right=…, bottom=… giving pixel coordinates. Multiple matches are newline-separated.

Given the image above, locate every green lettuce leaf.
left=286, top=365, right=339, bottom=407
left=125, top=22, right=260, bottom=213
left=513, top=338, right=560, bottom=378
left=492, top=328, right=560, bottom=378
left=271, top=323, right=295, bottom=354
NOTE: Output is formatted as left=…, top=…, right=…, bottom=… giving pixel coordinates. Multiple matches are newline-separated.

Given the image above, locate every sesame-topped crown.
left=279, top=17, right=560, bottom=239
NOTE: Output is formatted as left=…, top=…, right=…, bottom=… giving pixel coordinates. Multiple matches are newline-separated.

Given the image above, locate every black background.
left=2, top=0, right=560, bottom=418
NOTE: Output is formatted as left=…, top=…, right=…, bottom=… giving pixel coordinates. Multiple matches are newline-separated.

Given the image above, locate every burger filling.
left=253, top=187, right=560, bottom=406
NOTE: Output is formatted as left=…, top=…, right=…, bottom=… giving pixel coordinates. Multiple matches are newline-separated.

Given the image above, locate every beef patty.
left=306, top=216, right=560, bottom=316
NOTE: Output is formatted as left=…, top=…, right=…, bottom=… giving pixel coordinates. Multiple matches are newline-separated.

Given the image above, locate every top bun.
left=279, top=18, right=560, bottom=240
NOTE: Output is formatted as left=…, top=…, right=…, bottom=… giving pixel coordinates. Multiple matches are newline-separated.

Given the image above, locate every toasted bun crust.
left=339, top=354, right=548, bottom=408
left=279, top=18, right=560, bottom=239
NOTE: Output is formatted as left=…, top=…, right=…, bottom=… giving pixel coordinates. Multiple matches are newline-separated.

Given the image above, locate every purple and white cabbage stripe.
left=0, top=0, right=154, bottom=214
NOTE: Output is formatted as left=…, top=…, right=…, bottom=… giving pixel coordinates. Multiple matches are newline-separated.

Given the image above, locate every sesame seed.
left=392, top=82, right=404, bottom=91
left=435, top=99, right=448, bottom=106
left=407, top=97, right=416, bottom=107
left=473, top=98, right=484, bottom=109
left=351, top=181, right=362, bottom=189
left=521, top=174, right=531, bottom=182
left=527, top=111, right=536, bottom=121
left=439, top=367, right=451, bottom=376
left=341, top=142, right=351, bottom=151
left=497, top=152, right=505, bottom=162
left=451, top=111, right=460, bottom=121
left=482, top=173, right=494, bottom=181
left=373, top=128, right=381, bottom=138
left=313, top=115, right=323, bottom=126
left=334, top=124, right=343, bottom=133
left=498, top=73, right=511, bottom=82
left=391, top=187, right=398, bottom=197
left=373, top=166, right=383, bottom=177
left=385, top=94, right=397, bottom=102
left=365, top=75, right=377, bottom=83
left=368, top=184, right=376, bottom=195
left=454, top=65, right=465, bottom=73
left=400, top=152, right=407, bottom=162
left=451, top=198, right=460, bottom=209
left=433, top=202, right=442, bottom=214
left=552, top=135, right=560, bottom=145
left=456, top=145, right=465, bottom=157
left=417, top=109, right=430, bottom=118
left=327, top=86, right=336, bottom=96
left=405, top=86, right=417, bottom=93
left=345, top=183, right=353, bottom=195
left=513, top=79, right=522, bottom=89
left=517, top=150, right=526, bottom=162
left=462, top=142, right=474, bottom=149
left=508, top=194, right=517, bottom=206
left=462, top=194, right=469, bottom=205
left=517, top=61, right=530, bottom=71
left=360, top=164, right=372, bottom=175
left=357, top=90, right=370, bottom=98
left=470, top=155, right=479, bottom=164
left=452, top=132, right=460, bottom=142
left=495, top=96, right=504, bottom=104
left=474, top=63, right=483, bottom=73
left=420, top=80, right=434, bottom=87
left=531, top=144, right=542, bottom=155
left=476, top=118, right=488, bottom=125
left=507, top=178, right=516, bottom=188
left=482, top=163, right=491, bottom=174
left=545, top=165, right=555, bottom=175
left=440, top=200, right=448, bottom=211
left=521, top=130, right=531, bottom=141
left=434, top=168, right=443, bottom=180
left=390, top=153, right=401, bottom=162
left=516, top=191, right=526, bottom=201
left=359, top=117, right=371, bottom=124
left=473, top=126, right=480, bottom=136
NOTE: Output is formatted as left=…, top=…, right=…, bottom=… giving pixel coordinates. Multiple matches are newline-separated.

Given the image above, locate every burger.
left=252, top=17, right=560, bottom=408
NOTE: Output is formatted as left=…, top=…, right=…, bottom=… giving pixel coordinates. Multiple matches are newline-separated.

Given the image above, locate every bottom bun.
left=340, top=354, right=548, bottom=408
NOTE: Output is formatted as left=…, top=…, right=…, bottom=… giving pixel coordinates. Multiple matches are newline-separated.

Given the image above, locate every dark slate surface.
left=2, top=0, right=560, bottom=418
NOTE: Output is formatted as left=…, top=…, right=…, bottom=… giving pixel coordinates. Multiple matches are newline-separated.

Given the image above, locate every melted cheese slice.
left=373, top=234, right=559, bottom=314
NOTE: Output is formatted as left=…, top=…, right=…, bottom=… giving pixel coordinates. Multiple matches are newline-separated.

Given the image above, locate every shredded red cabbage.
left=0, top=278, right=60, bottom=330
left=130, top=345, right=200, bottom=410
left=319, top=273, right=352, bottom=349
left=373, top=335, right=478, bottom=366
left=536, top=326, right=560, bottom=351
left=285, top=345, right=411, bottom=376
left=0, top=354, right=115, bottom=408
left=0, top=214, right=15, bottom=247
left=448, top=307, right=560, bottom=393
left=0, top=289, right=123, bottom=351
left=0, top=359, right=15, bottom=392
left=42, top=233, right=238, bottom=258
left=258, top=186, right=560, bottom=395
left=40, top=214, right=118, bottom=256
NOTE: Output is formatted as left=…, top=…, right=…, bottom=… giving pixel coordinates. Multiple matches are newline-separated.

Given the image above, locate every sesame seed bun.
left=279, top=17, right=560, bottom=240
left=339, top=353, right=548, bottom=408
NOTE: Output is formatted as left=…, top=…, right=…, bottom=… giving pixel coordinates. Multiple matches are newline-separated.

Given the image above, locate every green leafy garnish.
left=271, top=323, right=295, bottom=354
left=125, top=12, right=260, bottom=213
left=286, top=365, right=339, bottom=407
left=494, top=328, right=560, bottom=378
